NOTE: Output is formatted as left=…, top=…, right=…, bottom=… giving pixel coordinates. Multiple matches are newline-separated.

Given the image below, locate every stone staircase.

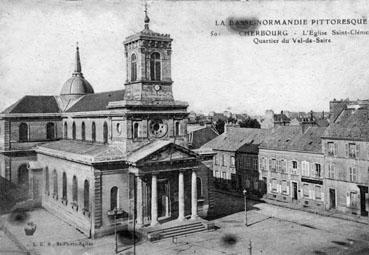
left=145, top=221, right=208, bottom=241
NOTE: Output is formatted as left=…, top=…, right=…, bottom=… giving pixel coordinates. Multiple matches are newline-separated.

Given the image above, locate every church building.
left=0, top=10, right=212, bottom=238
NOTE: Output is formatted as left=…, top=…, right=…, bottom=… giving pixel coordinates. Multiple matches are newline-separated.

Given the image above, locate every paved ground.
left=0, top=230, right=25, bottom=254
left=1, top=192, right=369, bottom=255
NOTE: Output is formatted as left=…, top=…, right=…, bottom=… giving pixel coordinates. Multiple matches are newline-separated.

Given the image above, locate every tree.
left=239, top=117, right=261, bottom=129
left=215, top=119, right=225, bottom=134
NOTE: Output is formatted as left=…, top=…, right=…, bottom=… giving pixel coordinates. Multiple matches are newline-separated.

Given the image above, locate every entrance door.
left=359, top=186, right=368, bottom=216
left=329, top=188, right=336, bottom=209
left=158, top=180, right=170, bottom=218
left=292, top=182, right=298, bottom=200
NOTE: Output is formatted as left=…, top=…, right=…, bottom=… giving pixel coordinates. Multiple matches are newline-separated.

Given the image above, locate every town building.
left=259, top=126, right=326, bottom=211
left=322, top=102, right=369, bottom=216
left=187, top=124, right=219, bottom=150
left=200, top=127, right=268, bottom=196
left=0, top=10, right=212, bottom=238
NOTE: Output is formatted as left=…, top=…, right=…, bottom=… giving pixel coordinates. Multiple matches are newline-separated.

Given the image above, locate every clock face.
left=154, top=85, right=161, bottom=91
left=149, top=119, right=168, bottom=138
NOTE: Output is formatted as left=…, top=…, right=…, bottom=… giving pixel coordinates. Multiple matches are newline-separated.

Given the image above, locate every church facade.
left=0, top=12, right=212, bottom=238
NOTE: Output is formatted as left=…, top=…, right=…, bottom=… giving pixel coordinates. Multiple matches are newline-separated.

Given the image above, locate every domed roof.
left=60, top=45, right=94, bottom=96
left=61, top=75, right=94, bottom=95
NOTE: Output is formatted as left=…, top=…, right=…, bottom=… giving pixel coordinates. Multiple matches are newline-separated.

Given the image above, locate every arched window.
left=46, top=122, right=55, bottom=140
left=175, top=121, right=180, bottom=136
left=91, top=122, right=96, bottom=142
left=53, top=170, right=58, bottom=198
left=72, top=122, right=76, bottom=140
left=133, top=123, right=139, bottom=139
left=110, top=186, right=119, bottom=210
left=103, top=121, right=108, bottom=144
left=84, top=180, right=89, bottom=210
left=150, top=52, right=161, bottom=81
left=18, top=164, right=28, bottom=186
left=72, top=175, right=78, bottom=202
left=62, top=172, right=67, bottom=201
left=19, top=123, right=28, bottom=142
left=197, top=177, right=203, bottom=198
left=64, top=122, right=68, bottom=139
left=131, top=53, right=137, bottom=81
left=81, top=122, right=86, bottom=141
left=45, top=167, right=49, bottom=195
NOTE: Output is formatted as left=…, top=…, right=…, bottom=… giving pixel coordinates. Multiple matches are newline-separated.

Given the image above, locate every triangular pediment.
left=127, top=141, right=198, bottom=165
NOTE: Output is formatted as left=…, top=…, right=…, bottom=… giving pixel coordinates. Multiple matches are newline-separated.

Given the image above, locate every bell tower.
left=123, top=6, right=173, bottom=103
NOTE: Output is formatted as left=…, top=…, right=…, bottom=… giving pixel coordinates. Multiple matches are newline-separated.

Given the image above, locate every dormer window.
left=150, top=52, right=161, bottom=81
left=131, top=53, right=137, bottom=81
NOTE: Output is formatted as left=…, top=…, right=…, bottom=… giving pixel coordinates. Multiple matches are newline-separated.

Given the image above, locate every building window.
left=292, top=161, right=298, bottom=174
left=131, top=53, right=137, bottom=81
left=150, top=52, right=161, bottom=81
left=62, top=172, right=67, bottom=201
left=349, top=191, right=359, bottom=208
left=64, top=122, right=68, bottom=139
left=260, top=157, right=266, bottom=171
left=72, top=122, right=76, bottom=140
left=53, top=170, right=58, bottom=198
left=303, top=184, right=309, bottom=198
left=271, top=179, right=278, bottom=193
left=133, top=122, right=139, bottom=139
left=72, top=175, right=78, bottom=203
left=348, top=143, right=356, bottom=158
left=301, top=161, right=310, bottom=176
left=328, top=163, right=335, bottom=179
left=315, top=164, right=321, bottom=177
left=103, top=121, right=108, bottom=144
left=315, top=185, right=322, bottom=200
left=270, top=159, right=276, bottom=172
left=174, top=121, right=180, bottom=136
left=110, top=186, right=119, bottom=210
left=279, top=159, right=286, bottom=173
left=215, top=170, right=219, bottom=178
left=197, top=177, right=203, bottom=198
left=45, top=167, right=49, bottom=195
left=18, top=164, right=29, bottom=187
left=81, top=122, right=86, bottom=141
left=253, top=158, right=258, bottom=170
left=84, top=180, right=89, bottom=211
left=222, top=172, right=227, bottom=179
left=281, top=181, right=288, bottom=194
left=46, top=122, right=55, bottom=140
left=230, top=156, right=235, bottom=167
left=327, top=142, right=335, bottom=156
left=214, top=155, right=218, bottom=165
left=349, top=167, right=358, bottom=182
left=19, top=123, right=28, bottom=142
left=91, top=122, right=96, bottom=142
left=222, top=154, right=226, bottom=166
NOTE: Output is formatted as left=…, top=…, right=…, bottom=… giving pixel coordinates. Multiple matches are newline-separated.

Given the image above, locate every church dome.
left=60, top=45, right=94, bottom=95
left=61, top=75, right=94, bottom=95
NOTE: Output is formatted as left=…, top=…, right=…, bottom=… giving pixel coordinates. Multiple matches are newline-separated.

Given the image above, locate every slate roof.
left=66, top=90, right=125, bottom=112
left=201, top=127, right=269, bottom=152
left=323, top=108, right=369, bottom=140
left=37, top=140, right=125, bottom=163
left=2, top=96, right=60, bottom=114
left=261, top=126, right=326, bottom=153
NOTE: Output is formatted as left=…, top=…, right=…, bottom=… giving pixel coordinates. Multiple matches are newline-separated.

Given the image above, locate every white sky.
left=1, top=0, right=369, bottom=115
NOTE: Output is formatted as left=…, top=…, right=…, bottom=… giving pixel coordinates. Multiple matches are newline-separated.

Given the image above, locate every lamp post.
left=243, top=189, right=247, bottom=226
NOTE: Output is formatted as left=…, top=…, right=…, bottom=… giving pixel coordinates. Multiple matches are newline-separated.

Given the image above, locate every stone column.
left=178, top=171, right=185, bottom=221
left=151, top=174, right=159, bottom=226
left=136, top=176, right=144, bottom=227
left=191, top=169, right=198, bottom=220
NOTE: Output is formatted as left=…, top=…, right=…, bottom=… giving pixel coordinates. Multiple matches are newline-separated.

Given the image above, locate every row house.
left=259, top=126, right=326, bottom=211
left=322, top=106, right=369, bottom=216
left=200, top=127, right=268, bottom=196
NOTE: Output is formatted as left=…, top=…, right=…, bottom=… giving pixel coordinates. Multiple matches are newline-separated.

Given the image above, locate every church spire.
left=73, top=42, right=82, bottom=75
left=144, top=2, right=150, bottom=30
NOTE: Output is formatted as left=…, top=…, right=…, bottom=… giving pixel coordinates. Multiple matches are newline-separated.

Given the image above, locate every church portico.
left=127, top=140, right=202, bottom=228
